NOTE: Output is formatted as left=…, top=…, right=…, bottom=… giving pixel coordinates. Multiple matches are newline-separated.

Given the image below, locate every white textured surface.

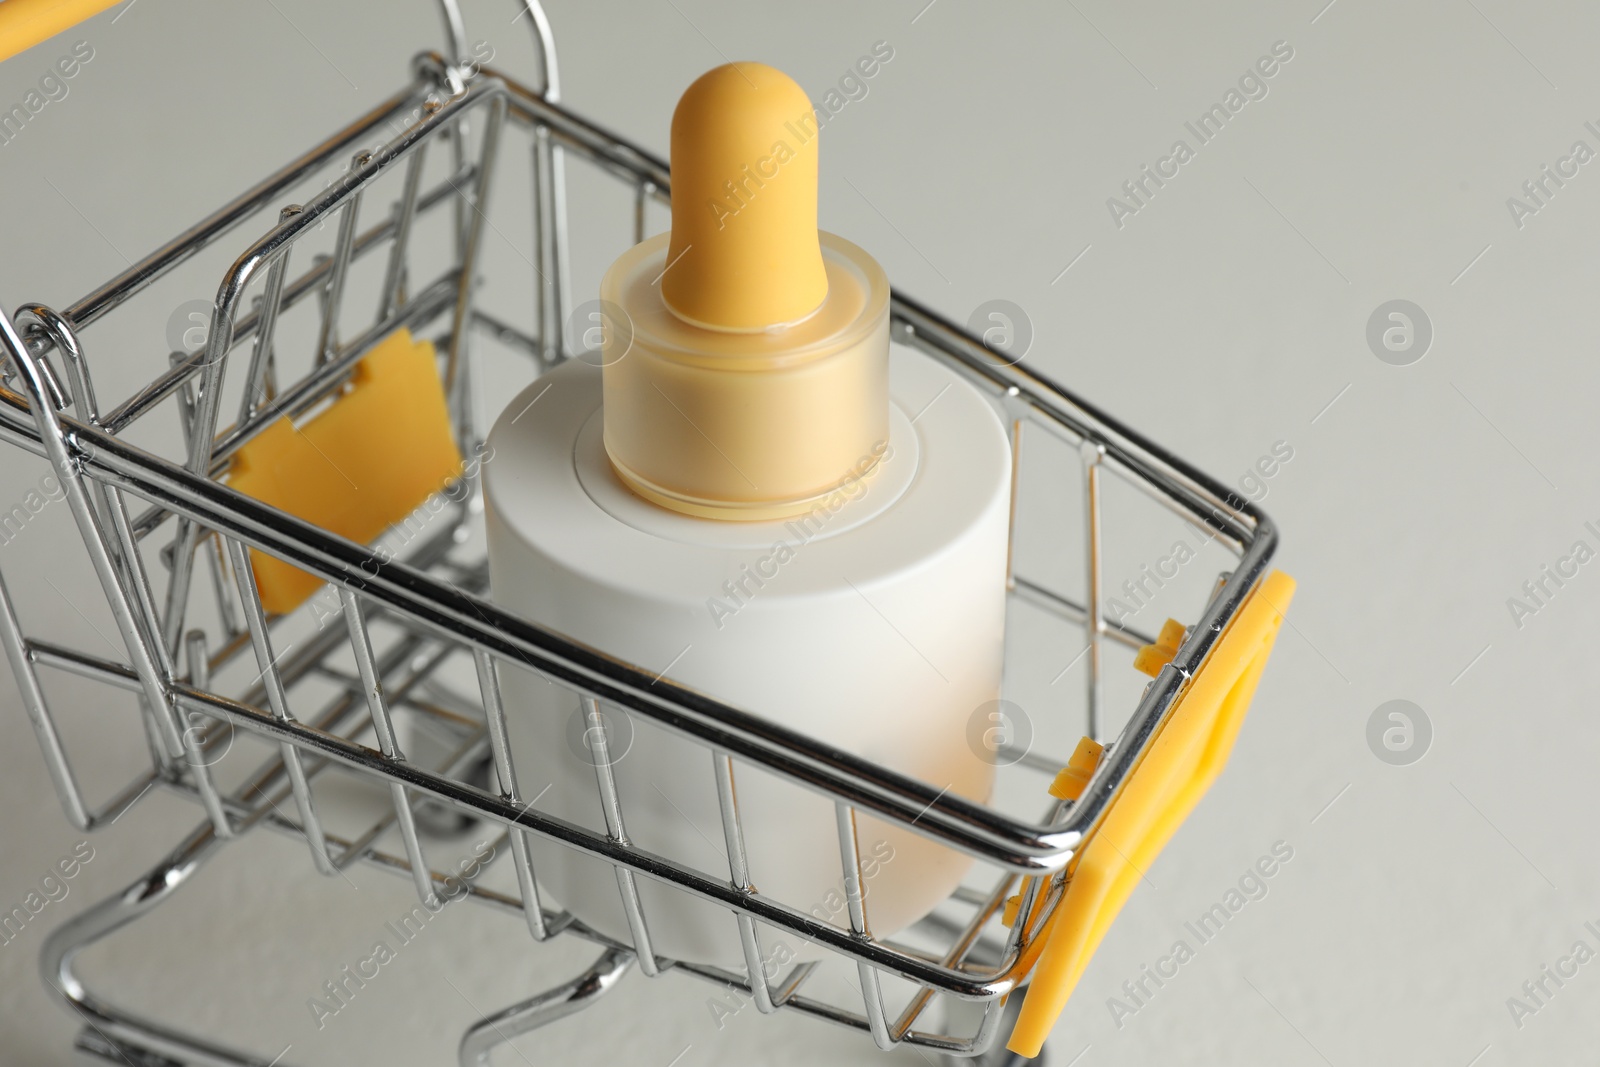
left=0, top=1, right=1597, bottom=1065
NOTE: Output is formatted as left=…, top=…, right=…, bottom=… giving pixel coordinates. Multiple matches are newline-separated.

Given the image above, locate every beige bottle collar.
left=597, top=232, right=891, bottom=521
left=602, top=232, right=887, bottom=371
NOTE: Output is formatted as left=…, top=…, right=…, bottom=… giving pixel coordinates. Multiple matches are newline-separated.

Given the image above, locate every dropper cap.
left=662, top=63, right=830, bottom=332
left=598, top=62, right=890, bottom=522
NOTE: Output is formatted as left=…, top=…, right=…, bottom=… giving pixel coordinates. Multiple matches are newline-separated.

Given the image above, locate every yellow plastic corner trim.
left=1132, top=617, right=1187, bottom=678
left=0, top=0, right=117, bottom=63
left=226, top=329, right=463, bottom=615
left=1048, top=736, right=1105, bottom=803
left=1007, top=570, right=1296, bottom=1058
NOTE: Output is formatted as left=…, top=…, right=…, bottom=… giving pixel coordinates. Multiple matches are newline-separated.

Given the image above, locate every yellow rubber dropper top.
left=598, top=61, right=890, bottom=521
left=662, top=62, right=830, bottom=331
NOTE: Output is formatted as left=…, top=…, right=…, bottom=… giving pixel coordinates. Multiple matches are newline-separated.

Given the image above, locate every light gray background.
left=2, top=1, right=1597, bottom=1064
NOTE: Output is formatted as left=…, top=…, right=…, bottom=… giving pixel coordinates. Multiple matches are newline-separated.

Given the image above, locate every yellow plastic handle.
left=1007, top=570, right=1296, bottom=1057
left=0, top=0, right=119, bottom=63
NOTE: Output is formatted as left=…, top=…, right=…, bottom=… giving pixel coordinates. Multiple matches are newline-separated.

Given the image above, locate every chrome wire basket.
left=0, top=3, right=1278, bottom=1064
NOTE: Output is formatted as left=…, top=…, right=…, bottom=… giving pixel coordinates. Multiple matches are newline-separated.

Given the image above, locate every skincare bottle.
left=485, top=62, right=1012, bottom=967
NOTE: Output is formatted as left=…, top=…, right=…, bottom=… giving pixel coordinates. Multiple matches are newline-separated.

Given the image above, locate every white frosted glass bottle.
left=483, top=61, right=1011, bottom=968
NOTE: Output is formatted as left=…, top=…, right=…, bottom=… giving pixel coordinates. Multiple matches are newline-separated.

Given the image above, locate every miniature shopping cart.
left=0, top=2, right=1291, bottom=1063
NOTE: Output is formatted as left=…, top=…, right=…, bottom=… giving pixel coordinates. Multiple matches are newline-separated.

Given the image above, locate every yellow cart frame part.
left=0, top=0, right=119, bottom=63
left=1007, top=570, right=1296, bottom=1057
left=226, top=329, right=464, bottom=615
